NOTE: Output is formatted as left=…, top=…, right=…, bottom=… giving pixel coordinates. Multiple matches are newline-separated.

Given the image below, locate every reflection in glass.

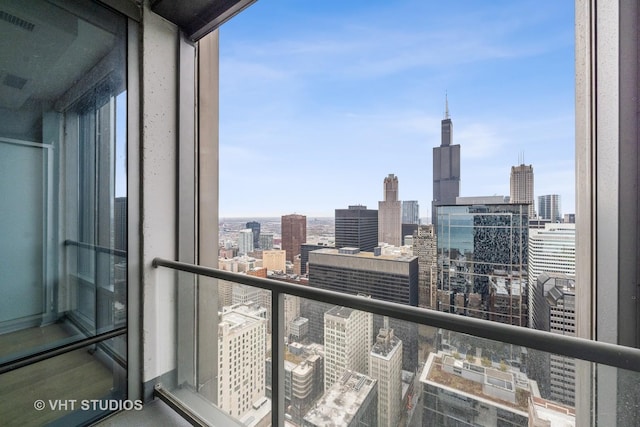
left=0, top=337, right=127, bottom=426
left=0, top=1, right=128, bottom=423
left=436, top=204, right=529, bottom=326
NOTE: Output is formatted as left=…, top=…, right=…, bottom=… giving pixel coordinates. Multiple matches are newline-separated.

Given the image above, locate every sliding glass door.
left=0, top=1, right=129, bottom=424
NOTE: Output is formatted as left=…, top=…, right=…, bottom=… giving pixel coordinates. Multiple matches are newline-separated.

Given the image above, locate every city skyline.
left=219, top=1, right=575, bottom=218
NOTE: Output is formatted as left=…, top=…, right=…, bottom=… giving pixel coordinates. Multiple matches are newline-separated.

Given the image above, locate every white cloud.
left=217, top=1, right=575, bottom=217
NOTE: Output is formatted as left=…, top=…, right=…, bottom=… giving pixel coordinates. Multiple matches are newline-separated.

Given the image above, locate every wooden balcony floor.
left=0, top=324, right=116, bottom=426
left=0, top=323, right=73, bottom=360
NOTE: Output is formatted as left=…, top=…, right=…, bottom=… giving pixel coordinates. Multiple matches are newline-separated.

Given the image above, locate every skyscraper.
left=335, top=205, right=378, bottom=252
left=412, top=224, right=438, bottom=308
left=300, top=243, right=330, bottom=276
left=323, top=305, right=373, bottom=391
left=538, top=194, right=561, bottom=223
left=432, top=96, right=461, bottom=228
left=510, top=163, right=536, bottom=218
left=259, top=233, right=274, bottom=250
left=527, top=223, right=575, bottom=327
left=114, top=197, right=127, bottom=252
left=217, top=304, right=267, bottom=419
left=436, top=203, right=529, bottom=326
left=378, top=174, right=402, bottom=246
left=402, top=200, right=420, bottom=225
left=369, top=324, right=403, bottom=427
left=281, top=214, right=306, bottom=262
left=529, top=274, right=576, bottom=406
left=246, top=221, right=261, bottom=249
left=238, top=229, right=254, bottom=255
left=308, top=248, right=419, bottom=307
left=308, top=247, right=419, bottom=371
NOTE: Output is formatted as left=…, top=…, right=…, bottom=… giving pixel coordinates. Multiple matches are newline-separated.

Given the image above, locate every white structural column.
left=140, top=4, right=179, bottom=395
left=197, top=30, right=221, bottom=403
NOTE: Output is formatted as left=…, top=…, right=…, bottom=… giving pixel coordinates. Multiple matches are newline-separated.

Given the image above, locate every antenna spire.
left=445, top=91, right=450, bottom=119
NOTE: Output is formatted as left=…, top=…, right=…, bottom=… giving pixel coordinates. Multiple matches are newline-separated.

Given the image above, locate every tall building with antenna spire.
left=432, top=94, right=461, bottom=227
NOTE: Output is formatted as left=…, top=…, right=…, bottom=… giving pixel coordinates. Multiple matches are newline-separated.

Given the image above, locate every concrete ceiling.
left=0, top=0, right=120, bottom=139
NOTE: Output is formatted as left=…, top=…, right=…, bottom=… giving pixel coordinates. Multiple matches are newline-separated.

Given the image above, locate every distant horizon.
left=220, top=215, right=433, bottom=220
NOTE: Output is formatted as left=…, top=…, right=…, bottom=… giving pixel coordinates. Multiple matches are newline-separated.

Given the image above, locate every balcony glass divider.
left=0, top=327, right=127, bottom=375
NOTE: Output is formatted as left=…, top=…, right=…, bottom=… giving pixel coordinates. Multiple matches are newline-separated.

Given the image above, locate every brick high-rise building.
left=281, top=214, right=306, bottom=262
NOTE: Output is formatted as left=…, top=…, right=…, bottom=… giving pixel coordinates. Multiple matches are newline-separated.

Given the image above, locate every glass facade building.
left=436, top=204, right=529, bottom=326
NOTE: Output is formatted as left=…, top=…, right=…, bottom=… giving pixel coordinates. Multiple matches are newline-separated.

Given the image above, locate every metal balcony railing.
left=152, top=257, right=640, bottom=427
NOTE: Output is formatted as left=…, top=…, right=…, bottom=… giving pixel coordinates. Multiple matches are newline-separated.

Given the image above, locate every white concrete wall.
left=140, top=5, right=179, bottom=383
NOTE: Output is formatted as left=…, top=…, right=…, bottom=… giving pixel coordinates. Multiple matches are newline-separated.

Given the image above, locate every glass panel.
left=164, top=268, right=271, bottom=426
left=150, top=257, right=640, bottom=426
left=286, top=297, right=640, bottom=427
left=0, top=0, right=127, bottom=370
left=216, top=1, right=583, bottom=420
left=436, top=204, right=528, bottom=326
left=0, top=336, right=127, bottom=426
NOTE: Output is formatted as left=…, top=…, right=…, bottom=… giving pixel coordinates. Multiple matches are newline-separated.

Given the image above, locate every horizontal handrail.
left=153, top=257, right=640, bottom=373
left=64, top=239, right=127, bottom=258
left=154, top=385, right=209, bottom=427
left=0, top=327, right=127, bottom=375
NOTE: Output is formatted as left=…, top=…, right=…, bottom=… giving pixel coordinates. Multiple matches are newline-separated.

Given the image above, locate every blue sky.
left=219, top=0, right=575, bottom=219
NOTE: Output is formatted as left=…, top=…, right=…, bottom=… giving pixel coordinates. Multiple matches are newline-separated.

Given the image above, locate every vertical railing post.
left=271, top=290, right=285, bottom=426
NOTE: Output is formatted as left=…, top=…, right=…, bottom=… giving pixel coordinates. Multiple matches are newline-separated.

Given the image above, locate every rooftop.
left=325, top=306, right=355, bottom=320
left=239, top=397, right=271, bottom=427
left=313, top=247, right=417, bottom=262
left=303, top=370, right=377, bottom=426
left=219, top=304, right=267, bottom=332
left=420, top=351, right=530, bottom=414
left=291, top=316, right=309, bottom=326
left=370, top=329, right=402, bottom=359
left=529, top=396, right=575, bottom=426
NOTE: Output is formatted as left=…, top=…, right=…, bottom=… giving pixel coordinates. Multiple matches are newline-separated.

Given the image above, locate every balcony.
left=1, top=0, right=639, bottom=426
